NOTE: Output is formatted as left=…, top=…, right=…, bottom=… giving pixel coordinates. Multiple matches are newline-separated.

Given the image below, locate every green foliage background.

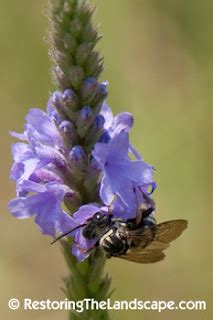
left=0, top=0, right=212, bottom=319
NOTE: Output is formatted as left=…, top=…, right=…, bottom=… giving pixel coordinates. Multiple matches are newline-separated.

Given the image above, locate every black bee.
left=52, top=206, right=188, bottom=263
left=101, top=217, right=187, bottom=263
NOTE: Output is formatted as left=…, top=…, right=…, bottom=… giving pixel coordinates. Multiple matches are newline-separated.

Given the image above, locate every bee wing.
left=128, top=219, right=188, bottom=248
left=129, top=240, right=170, bottom=252
left=118, top=219, right=187, bottom=264
left=119, top=249, right=165, bottom=263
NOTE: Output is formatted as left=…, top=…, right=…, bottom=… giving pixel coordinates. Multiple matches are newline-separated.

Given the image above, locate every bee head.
left=83, top=213, right=109, bottom=239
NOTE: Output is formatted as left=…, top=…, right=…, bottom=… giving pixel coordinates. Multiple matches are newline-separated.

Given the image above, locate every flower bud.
left=93, top=82, right=108, bottom=109
left=76, top=43, right=93, bottom=66
left=69, top=145, right=86, bottom=171
left=62, top=89, right=78, bottom=110
left=53, top=65, right=70, bottom=89
left=80, top=77, right=98, bottom=104
left=59, top=120, right=77, bottom=147
left=70, top=18, right=82, bottom=38
left=68, top=65, right=84, bottom=90
left=76, top=106, right=94, bottom=138
left=85, top=115, right=105, bottom=147
left=63, top=191, right=81, bottom=213
left=85, top=51, right=103, bottom=78
left=64, top=33, right=77, bottom=51
left=51, top=91, right=68, bottom=119
left=93, top=114, right=105, bottom=130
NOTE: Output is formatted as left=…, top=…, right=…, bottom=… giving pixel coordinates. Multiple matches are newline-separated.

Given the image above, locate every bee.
left=102, top=218, right=187, bottom=263
left=52, top=207, right=188, bottom=263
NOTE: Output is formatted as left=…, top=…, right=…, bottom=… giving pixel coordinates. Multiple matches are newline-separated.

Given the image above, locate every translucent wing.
left=118, top=219, right=187, bottom=264
left=119, top=250, right=165, bottom=263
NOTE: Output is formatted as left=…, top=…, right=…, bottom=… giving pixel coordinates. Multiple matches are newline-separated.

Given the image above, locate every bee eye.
left=95, top=213, right=101, bottom=219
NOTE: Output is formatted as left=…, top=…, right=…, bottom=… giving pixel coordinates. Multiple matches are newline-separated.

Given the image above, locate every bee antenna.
left=51, top=224, right=85, bottom=245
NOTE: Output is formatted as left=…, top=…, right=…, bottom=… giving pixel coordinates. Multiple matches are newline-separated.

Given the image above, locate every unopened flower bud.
left=53, top=65, right=70, bottom=89
left=85, top=51, right=103, bottom=77
left=76, top=106, right=94, bottom=138
left=80, top=77, right=98, bottom=104
left=68, top=65, right=84, bottom=90
left=93, top=114, right=105, bottom=130
left=63, top=191, right=81, bottom=213
left=62, top=89, right=78, bottom=109
left=64, top=33, right=77, bottom=51
left=59, top=120, right=77, bottom=147
left=93, top=82, right=108, bottom=110
left=76, top=43, right=92, bottom=66
left=85, top=115, right=105, bottom=147
left=69, top=145, right=86, bottom=171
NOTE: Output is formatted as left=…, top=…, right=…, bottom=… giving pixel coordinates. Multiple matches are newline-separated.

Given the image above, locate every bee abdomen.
left=100, top=229, right=129, bottom=257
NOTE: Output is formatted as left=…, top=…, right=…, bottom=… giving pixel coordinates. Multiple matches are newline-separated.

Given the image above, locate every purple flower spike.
left=8, top=0, right=157, bottom=267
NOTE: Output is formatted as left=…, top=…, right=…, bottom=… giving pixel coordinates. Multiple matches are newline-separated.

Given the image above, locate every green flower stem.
left=62, top=240, right=112, bottom=320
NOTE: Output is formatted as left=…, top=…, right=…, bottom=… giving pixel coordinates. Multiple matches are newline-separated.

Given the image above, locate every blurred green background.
left=1, top=0, right=213, bottom=319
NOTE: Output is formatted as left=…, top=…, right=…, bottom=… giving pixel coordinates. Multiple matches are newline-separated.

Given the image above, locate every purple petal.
left=112, top=198, right=136, bottom=220
left=120, top=160, right=153, bottom=184
left=9, top=182, right=76, bottom=237
left=30, top=168, right=62, bottom=184
left=46, top=97, right=62, bottom=125
left=73, top=204, right=100, bottom=225
left=10, top=131, right=28, bottom=141
left=112, top=112, right=133, bottom=135
left=8, top=197, right=36, bottom=218
left=12, top=143, right=33, bottom=162
left=34, top=195, right=74, bottom=236
left=100, top=103, right=113, bottom=130
left=92, top=142, right=110, bottom=169
left=100, top=173, right=137, bottom=216
left=19, top=180, right=47, bottom=193
left=129, top=143, right=143, bottom=160
left=34, top=145, right=66, bottom=168
left=25, top=109, right=61, bottom=145
left=15, top=158, right=42, bottom=182
left=93, top=131, right=129, bottom=167
left=99, top=175, right=114, bottom=206
left=72, top=228, right=96, bottom=261
left=10, top=162, right=24, bottom=181
left=106, top=131, right=129, bottom=160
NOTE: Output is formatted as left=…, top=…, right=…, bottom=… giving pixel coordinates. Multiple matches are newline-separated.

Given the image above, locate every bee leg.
left=107, top=195, right=118, bottom=218
left=135, top=207, right=143, bottom=225
left=74, top=242, right=96, bottom=256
